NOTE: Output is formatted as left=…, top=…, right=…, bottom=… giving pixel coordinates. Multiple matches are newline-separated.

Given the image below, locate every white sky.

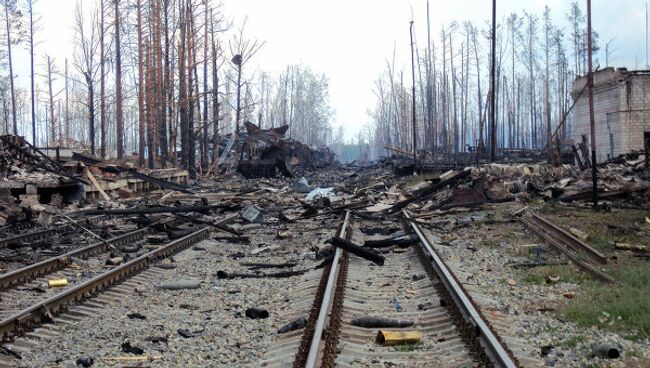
left=11, top=0, right=650, bottom=140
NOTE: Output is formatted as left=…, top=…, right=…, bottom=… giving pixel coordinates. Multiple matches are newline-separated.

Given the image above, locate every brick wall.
left=572, top=69, right=650, bottom=163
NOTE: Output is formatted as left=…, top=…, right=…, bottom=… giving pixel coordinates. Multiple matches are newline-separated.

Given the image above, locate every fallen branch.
left=386, top=170, right=471, bottom=214
left=216, top=269, right=307, bottom=279
left=329, top=237, right=385, bottom=266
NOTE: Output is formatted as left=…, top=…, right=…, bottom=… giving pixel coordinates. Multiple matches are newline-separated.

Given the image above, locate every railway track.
left=0, top=215, right=107, bottom=249
left=0, top=216, right=186, bottom=291
left=519, top=213, right=614, bottom=283
left=264, top=211, right=518, bottom=367
left=0, top=219, right=209, bottom=352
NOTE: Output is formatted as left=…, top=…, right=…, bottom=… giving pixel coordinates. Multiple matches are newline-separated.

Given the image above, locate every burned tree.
left=73, top=1, right=100, bottom=154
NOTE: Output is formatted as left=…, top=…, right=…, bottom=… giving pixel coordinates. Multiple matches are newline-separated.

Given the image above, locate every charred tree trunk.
left=99, top=0, right=106, bottom=158
left=46, top=56, right=56, bottom=146
left=163, top=0, right=172, bottom=163
left=115, top=0, right=124, bottom=159
left=65, top=59, right=70, bottom=144
left=137, top=0, right=145, bottom=167
left=178, top=0, right=189, bottom=171
left=210, top=13, right=220, bottom=165
left=155, top=0, right=167, bottom=166
left=201, top=0, right=209, bottom=172
left=85, top=73, right=96, bottom=154
left=4, top=4, right=17, bottom=135
left=186, top=0, right=196, bottom=177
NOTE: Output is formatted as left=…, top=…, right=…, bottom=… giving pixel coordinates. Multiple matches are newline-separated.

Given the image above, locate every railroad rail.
left=0, top=215, right=106, bottom=249
left=282, top=211, right=518, bottom=368
left=0, top=216, right=186, bottom=291
left=519, top=213, right=614, bottom=283
left=0, top=226, right=209, bottom=342
left=404, top=210, right=518, bottom=367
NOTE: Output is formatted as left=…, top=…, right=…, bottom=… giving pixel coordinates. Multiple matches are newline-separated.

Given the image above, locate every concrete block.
left=25, top=184, right=37, bottom=195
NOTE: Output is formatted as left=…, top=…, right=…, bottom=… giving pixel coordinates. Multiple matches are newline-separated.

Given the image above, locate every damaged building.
left=572, top=67, right=650, bottom=163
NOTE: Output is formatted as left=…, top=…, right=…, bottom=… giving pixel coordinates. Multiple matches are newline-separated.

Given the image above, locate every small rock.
left=547, top=276, right=560, bottom=283
left=291, top=177, right=311, bottom=193
left=506, top=278, right=517, bottom=286
left=541, top=345, right=554, bottom=357
left=106, top=257, right=124, bottom=266
left=145, top=336, right=168, bottom=344
left=569, top=228, right=589, bottom=241
left=242, top=206, right=264, bottom=223
left=245, top=308, right=269, bottom=319
left=177, top=329, right=195, bottom=338
left=159, top=279, right=201, bottom=290
left=412, top=274, right=426, bottom=281
left=278, top=317, right=307, bottom=334
left=121, top=341, right=144, bottom=355
left=155, top=262, right=177, bottom=269
left=276, top=230, right=293, bottom=239
left=127, top=312, right=147, bottom=320
left=75, top=356, right=94, bottom=367
left=563, top=292, right=576, bottom=299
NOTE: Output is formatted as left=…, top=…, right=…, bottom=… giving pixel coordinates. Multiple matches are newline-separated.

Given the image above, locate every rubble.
left=235, top=122, right=335, bottom=179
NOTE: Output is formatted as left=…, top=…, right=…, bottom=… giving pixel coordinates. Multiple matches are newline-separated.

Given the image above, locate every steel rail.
left=0, top=217, right=186, bottom=290
left=0, top=227, right=209, bottom=342
left=520, top=217, right=614, bottom=283
left=404, top=210, right=518, bottom=368
left=0, top=216, right=105, bottom=248
left=304, top=211, right=351, bottom=368
left=530, top=213, right=607, bottom=264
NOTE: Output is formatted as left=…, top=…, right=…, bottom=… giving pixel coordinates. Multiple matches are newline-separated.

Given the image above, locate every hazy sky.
left=12, top=0, right=650, bottom=140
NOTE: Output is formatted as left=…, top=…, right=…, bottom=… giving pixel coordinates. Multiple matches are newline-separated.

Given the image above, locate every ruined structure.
left=572, top=68, right=650, bottom=163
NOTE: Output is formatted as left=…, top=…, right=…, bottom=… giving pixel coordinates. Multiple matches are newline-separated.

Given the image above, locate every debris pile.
left=236, top=122, right=335, bottom=179
left=386, top=153, right=649, bottom=214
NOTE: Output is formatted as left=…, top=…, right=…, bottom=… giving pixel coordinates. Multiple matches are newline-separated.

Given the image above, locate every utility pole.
left=587, top=0, right=598, bottom=208
left=29, top=0, right=35, bottom=145
left=490, top=0, right=497, bottom=162
left=410, top=20, right=417, bottom=169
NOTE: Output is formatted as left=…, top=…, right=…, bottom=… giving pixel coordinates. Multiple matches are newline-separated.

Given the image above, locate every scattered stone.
left=506, top=278, right=517, bottom=286
left=540, top=345, right=554, bottom=357
left=547, top=276, right=560, bottom=283
left=106, top=257, right=124, bottom=266
left=242, top=206, right=264, bottom=223
left=177, top=329, right=195, bottom=338
left=276, top=230, right=293, bottom=239
left=412, top=274, right=426, bottom=281
left=514, top=244, right=543, bottom=257
left=291, top=177, right=311, bottom=193
left=121, top=341, right=144, bottom=355
left=569, top=227, right=589, bottom=241
left=122, top=244, right=142, bottom=253
left=155, top=262, right=177, bottom=269
left=127, top=313, right=147, bottom=320
left=277, top=316, right=307, bottom=334
left=75, top=356, right=94, bottom=367
left=245, top=308, right=269, bottom=319
left=144, top=336, right=168, bottom=344
left=158, top=279, right=201, bottom=290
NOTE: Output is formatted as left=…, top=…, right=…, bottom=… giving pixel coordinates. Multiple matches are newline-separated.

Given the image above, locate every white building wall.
left=572, top=69, right=650, bottom=163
